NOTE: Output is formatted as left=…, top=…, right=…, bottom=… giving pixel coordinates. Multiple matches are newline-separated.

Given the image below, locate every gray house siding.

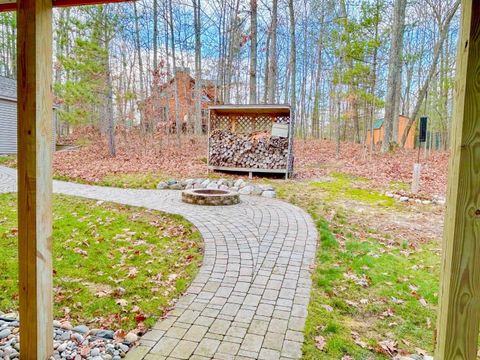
left=0, top=76, right=56, bottom=154
left=0, top=98, right=17, bottom=154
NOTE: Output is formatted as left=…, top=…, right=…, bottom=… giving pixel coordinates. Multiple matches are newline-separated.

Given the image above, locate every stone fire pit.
left=181, top=189, right=240, bottom=206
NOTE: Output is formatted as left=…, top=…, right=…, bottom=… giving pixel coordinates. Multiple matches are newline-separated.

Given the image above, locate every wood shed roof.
left=209, top=104, right=291, bottom=116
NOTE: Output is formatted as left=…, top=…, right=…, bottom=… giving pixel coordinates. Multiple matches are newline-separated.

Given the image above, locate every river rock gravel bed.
left=0, top=316, right=136, bottom=359
left=157, top=178, right=277, bottom=198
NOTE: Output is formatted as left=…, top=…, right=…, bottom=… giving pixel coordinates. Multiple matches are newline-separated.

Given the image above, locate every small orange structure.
left=366, top=115, right=416, bottom=149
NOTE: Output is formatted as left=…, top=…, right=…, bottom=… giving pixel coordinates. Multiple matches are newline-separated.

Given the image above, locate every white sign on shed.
left=272, top=123, right=289, bottom=138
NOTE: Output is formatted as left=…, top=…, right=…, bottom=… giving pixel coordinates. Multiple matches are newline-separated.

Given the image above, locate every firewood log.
left=209, top=129, right=289, bottom=169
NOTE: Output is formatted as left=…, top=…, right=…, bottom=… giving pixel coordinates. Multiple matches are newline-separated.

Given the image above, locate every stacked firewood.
left=209, top=129, right=289, bottom=169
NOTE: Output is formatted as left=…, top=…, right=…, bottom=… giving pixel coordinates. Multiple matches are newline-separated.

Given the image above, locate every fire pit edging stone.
left=181, top=189, right=240, bottom=206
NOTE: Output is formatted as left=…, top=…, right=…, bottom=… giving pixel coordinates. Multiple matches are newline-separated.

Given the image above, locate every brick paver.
left=0, top=165, right=318, bottom=359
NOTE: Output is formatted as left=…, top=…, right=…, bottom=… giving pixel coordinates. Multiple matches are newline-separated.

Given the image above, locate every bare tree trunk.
left=193, top=0, right=202, bottom=134
left=288, top=0, right=296, bottom=114
left=382, top=0, right=407, bottom=152
left=263, top=30, right=270, bottom=104
left=133, top=2, right=146, bottom=130
left=352, top=98, right=360, bottom=143
left=249, top=0, right=257, bottom=104
left=283, top=62, right=290, bottom=104
left=101, top=8, right=116, bottom=156
left=106, top=66, right=116, bottom=157
left=153, top=0, right=158, bottom=70
left=312, top=16, right=324, bottom=138
left=336, top=93, right=341, bottom=159
left=215, top=3, right=224, bottom=103
left=400, top=0, right=460, bottom=146
left=266, top=0, right=278, bottom=103
left=392, top=67, right=402, bottom=142
left=168, top=0, right=181, bottom=140
left=369, top=0, right=380, bottom=158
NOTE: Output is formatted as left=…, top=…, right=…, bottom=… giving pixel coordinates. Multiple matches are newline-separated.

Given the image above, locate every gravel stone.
left=72, top=325, right=89, bottom=334
left=156, top=182, right=168, bottom=190
left=97, top=330, right=114, bottom=339
left=207, top=182, right=219, bottom=190
left=169, top=183, right=183, bottom=190
left=124, top=332, right=138, bottom=343
left=238, top=186, right=253, bottom=195
left=262, top=190, right=276, bottom=198
left=0, top=328, right=11, bottom=339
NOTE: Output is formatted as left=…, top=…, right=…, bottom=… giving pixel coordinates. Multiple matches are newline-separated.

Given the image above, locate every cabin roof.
left=373, top=118, right=384, bottom=130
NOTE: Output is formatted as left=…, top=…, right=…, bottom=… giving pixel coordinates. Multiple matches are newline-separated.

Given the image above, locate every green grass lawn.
left=275, top=176, right=441, bottom=359
left=55, top=171, right=238, bottom=189
left=0, top=155, right=16, bottom=167
left=0, top=193, right=203, bottom=331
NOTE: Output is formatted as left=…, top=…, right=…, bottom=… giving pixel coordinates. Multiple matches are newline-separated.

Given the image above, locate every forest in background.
left=0, top=0, right=461, bottom=155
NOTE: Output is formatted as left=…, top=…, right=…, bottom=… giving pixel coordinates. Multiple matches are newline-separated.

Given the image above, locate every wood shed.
left=207, top=105, right=294, bottom=178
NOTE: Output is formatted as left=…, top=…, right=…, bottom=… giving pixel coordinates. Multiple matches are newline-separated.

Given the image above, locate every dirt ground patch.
left=335, top=199, right=444, bottom=244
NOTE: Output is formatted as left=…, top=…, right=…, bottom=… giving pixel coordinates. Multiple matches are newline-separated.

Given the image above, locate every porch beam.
left=17, top=0, right=54, bottom=358
left=436, top=0, right=480, bottom=359
left=0, top=0, right=131, bottom=12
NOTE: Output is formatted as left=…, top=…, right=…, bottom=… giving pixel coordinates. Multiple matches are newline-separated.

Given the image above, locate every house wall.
left=366, top=126, right=383, bottom=146
left=398, top=115, right=416, bottom=149
left=0, top=98, right=56, bottom=154
left=143, top=70, right=217, bottom=132
left=0, top=98, right=18, bottom=154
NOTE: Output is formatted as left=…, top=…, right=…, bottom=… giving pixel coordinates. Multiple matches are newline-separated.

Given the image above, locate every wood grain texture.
left=436, top=1, right=480, bottom=359
left=0, top=0, right=132, bottom=12
left=17, top=0, right=54, bottom=358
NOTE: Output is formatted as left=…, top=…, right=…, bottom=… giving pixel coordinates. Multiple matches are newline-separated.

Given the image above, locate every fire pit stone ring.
left=181, top=189, right=240, bottom=206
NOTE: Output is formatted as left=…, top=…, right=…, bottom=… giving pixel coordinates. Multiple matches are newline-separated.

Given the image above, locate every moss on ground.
left=275, top=175, right=440, bottom=359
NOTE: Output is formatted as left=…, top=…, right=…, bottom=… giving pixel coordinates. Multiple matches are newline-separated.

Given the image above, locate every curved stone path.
left=0, top=166, right=317, bottom=360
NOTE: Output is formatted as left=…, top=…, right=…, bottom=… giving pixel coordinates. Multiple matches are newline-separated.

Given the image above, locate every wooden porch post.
left=436, top=1, right=480, bottom=359
left=17, top=0, right=54, bottom=358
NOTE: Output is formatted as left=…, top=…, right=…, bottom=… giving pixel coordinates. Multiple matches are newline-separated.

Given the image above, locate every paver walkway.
left=0, top=166, right=317, bottom=360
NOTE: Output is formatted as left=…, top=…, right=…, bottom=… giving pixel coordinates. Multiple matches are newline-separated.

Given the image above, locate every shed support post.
left=436, top=1, right=480, bottom=359
left=17, top=0, right=54, bottom=358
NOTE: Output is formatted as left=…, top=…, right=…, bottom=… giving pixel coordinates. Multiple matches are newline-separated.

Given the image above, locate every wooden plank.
left=208, top=166, right=288, bottom=174
left=435, top=1, right=480, bottom=359
left=0, top=0, right=15, bottom=11
left=17, top=0, right=54, bottom=357
left=0, top=0, right=132, bottom=12
left=209, top=104, right=291, bottom=116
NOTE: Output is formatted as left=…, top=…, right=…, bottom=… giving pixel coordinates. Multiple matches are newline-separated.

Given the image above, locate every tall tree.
left=288, top=0, right=296, bottom=113
left=153, top=0, right=158, bottom=70
left=249, top=0, right=257, bottom=104
left=400, top=0, right=460, bottom=147
left=133, top=1, right=146, bottom=130
left=382, top=0, right=407, bottom=152
left=193, top=0, right=202, bottom=134
left=266, top=0, right=278, bottom=103
left=168, top=0, right=181, bottom=139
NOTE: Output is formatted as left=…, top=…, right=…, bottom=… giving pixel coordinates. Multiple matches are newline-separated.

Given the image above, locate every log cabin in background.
left=142, top=67, right=219, bottom=133
left=366, top=114, right=416, bottom=149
